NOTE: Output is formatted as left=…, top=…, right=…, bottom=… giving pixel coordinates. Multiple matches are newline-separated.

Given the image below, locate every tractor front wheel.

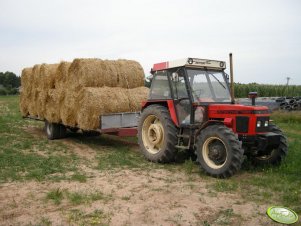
left=138, top=105, right=178, bottom=163
left=252, top=124, right=288, bottom=166
left=196, top=125, right=244, bottom=178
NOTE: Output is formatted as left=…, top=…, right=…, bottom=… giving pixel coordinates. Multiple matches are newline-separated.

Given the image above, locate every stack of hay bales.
left=20, top=59, right=149, bottom=130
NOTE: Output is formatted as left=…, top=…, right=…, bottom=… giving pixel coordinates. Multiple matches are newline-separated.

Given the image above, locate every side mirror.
left=225, top=73, right=229, bottom=81
left=172, top=72, right=179, bottom=82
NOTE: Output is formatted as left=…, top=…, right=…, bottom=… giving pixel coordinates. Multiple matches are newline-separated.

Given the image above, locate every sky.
left=0, top=0, right=300, bottom=84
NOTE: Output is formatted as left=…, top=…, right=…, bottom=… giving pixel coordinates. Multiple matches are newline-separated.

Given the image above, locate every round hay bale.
left=60, top=90, right=79, bottom=127
left=20, top=67, right=33, bottom=116
left=40, top=63, right=59, bottom=90
left=54, top=62, right=71, bottom=89
left=67, top=59, right=144, bottom=90
left=128, top=87, right=150, bottom=110
left=76, top=86, right=149, bottom=130
left=44, top=89, right=61, bottom=123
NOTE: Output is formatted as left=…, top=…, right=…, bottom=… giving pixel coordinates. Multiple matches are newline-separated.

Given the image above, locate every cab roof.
left=152, top=58, right=226, bottom=72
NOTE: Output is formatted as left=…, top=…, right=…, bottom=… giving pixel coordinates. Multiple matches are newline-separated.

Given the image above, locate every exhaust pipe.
left=229, top=53, right=235, bottom=104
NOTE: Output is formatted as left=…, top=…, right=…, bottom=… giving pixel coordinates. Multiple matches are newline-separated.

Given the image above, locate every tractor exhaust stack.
left=229, top=53, right=235, bottom=104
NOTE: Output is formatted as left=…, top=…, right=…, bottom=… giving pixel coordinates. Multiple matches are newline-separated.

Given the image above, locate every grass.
left=46, top=188, right=112, bottom=205
left=0, top=96, right=80, bottom=183
left=271, top=111, right=301, bottom=124
left=46, top=188, right=64, bottom=205
left=209, top=180, right=239, bottom=193
left=67, top=209, right=111, bottom=226
left=70, top=173, right=87, bottom=183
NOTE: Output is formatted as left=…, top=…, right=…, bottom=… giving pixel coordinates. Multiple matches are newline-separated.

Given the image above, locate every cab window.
left=149, top=71, right=171, bottom=99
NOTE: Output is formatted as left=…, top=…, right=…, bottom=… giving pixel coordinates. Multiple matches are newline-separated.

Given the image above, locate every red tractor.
left=138, top=55, right=288, bottom=178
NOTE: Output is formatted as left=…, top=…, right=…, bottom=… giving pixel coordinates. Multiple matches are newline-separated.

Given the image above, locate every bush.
left=0, top=87, right=19, bottom=95
left=0, top=88, right=7, bottom=95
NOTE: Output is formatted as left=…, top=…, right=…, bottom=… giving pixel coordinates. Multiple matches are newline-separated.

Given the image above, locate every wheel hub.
left=208, top=142, right=226, bottom=164
left=141, top=115, right=165, bottom=154
left=148, top=124, right=163, bottom=145
left=203, top=137, right=228, bottom=169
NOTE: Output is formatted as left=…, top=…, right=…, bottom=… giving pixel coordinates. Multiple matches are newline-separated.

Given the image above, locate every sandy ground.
left=0, top=127, right=281, bottom=226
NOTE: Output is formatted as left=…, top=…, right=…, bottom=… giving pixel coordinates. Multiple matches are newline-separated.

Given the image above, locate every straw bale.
left=44, top=89, right=61, bottom=123
left=67, top=59, right=144, bottom=90
left=40, top=63, right=59, bottom=90
left=19, top=67, right=33, bottom=116
left=76, top=86, right=149, bottom=130
left=54, top=62, right=71, bottom=89
left=60, top=90, right=79, bottom=127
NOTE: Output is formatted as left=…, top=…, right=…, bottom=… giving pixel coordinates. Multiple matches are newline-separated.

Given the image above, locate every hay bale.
left=19, top=67, right=33, bottom=116
left=44, top=89, right=61, bottom=123
left=34, top=64, right=60, bottom=118
left=40, top=63, right=59, bottom=90
left=76, top=86, right=149, bottom=130
left=68, top=59, right=144, bottom=90
left=26, top=64, right=42, bottom=116
left=54, top=62, right=71, bottom=89
left=60, top=90, right=79, bottom=127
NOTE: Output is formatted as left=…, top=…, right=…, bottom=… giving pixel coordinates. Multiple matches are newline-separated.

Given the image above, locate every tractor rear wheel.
left=196, top=124, right=244, bottom=178
left=138, top=105, right=178, bottom=163
left=252, top=124, right=288, bottom=166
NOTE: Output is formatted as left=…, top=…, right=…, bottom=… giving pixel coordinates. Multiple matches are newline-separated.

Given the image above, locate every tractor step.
left=175, top=145, right=190, bottom=150
left=177, top=134, right=190, bottom=139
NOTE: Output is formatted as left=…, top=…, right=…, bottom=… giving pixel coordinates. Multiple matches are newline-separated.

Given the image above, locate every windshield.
left=186, top=69, right=231, bottom=102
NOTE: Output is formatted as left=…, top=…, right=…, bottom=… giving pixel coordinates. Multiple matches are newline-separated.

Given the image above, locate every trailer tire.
left=252, top=124, right=288, bottom=166
left=196, top=124, right=244, bottom=178
left=59, top=124, right=67, bottom=138
left=138, top=105, right=178, bottom=163
left=45, top=121, right=61, bottom=140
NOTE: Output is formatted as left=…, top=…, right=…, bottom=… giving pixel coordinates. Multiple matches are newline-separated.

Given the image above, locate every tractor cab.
left=149, top=58, right=231, bottom=126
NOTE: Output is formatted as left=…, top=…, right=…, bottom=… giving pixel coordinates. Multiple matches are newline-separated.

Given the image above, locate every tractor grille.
left=256, top=116, right=270, bottom=132
left=236, top=116, right=249, bottom=133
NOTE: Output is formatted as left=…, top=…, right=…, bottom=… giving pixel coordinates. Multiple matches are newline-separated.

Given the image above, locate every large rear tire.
left=196, top=125, right=244, bottom=178
left=138, top=105, right=178, bottom=163
left=252, top=124, right=288, bottom=166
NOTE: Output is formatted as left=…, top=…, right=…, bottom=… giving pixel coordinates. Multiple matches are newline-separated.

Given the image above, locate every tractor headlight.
left=257, top=121, right=261, bottom=127
left=264, top=121, right=269, bottom=127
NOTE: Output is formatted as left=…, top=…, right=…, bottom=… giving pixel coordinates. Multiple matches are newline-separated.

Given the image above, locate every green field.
left=234, top=83, right=301, bottom=98
left=0, top=95, right=300, bottom=225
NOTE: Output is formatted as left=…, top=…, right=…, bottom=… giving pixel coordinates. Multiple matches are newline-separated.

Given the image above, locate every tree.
left=0, top=71, right=20, bottom=88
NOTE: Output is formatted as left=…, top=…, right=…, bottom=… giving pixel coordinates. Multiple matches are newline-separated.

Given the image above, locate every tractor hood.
left=207, top=104, right=270, bottom=116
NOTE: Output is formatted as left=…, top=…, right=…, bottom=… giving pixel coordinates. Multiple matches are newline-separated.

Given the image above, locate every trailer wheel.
left=45, top=121, right=66, bottom=140
left=138, top=105, right=178, bottom=163
left=252, top=124, right=288, bottom=166
left=196, top=124, right=244, bottom=178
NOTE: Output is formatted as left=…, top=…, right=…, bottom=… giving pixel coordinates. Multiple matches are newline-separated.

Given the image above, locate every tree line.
left=0, top=71, right=20, bottom=95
